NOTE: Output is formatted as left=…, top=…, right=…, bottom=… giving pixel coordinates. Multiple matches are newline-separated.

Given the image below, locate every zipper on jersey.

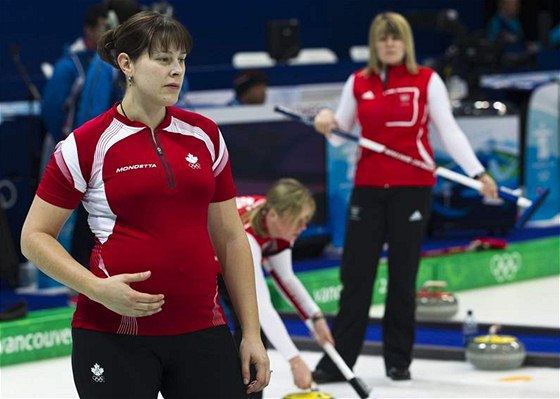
left=382, top=65, right=390, bottom=91
left=150, top=129, right=176, bottom=189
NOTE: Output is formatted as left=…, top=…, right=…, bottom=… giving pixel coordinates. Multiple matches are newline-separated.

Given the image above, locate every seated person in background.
left=487, top=0, right=523, bottom=44
left=486, top=0, right=537, bottom=52
left=219, top=178, right=334, bottom=397
left=228, top=69, right=268, bottom=105
left=41, top=3, right=107, bottom=144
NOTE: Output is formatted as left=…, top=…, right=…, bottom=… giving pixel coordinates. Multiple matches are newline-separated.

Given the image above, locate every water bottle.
left=462, top=309, right=478, bottom=346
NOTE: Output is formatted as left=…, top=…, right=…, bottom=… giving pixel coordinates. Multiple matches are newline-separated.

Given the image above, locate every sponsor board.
left=0, top=307, right=73, bottom=366
left=525, top=82, right=559, bottom=224
left=268, top=236, right=559, bottom=314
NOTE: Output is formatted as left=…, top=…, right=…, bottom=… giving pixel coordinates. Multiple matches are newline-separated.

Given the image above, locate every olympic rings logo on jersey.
left=489, top=252, right=522, bottom=283
left=185, top=153, right=201, bottom=169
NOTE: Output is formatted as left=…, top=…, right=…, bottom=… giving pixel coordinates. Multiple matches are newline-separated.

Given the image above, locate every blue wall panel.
left=1, top=0, right=486, bottom=101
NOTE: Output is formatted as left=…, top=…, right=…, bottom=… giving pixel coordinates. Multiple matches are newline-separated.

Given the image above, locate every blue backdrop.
left=0, top=0, right=486, bottom=101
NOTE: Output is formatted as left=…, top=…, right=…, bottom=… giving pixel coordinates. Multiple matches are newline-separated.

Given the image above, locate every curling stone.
left=283, top=390, right=334, bottom=399
left=466, top=326, right=526, bottom=370
left=415, top=280, right=458, bottom=320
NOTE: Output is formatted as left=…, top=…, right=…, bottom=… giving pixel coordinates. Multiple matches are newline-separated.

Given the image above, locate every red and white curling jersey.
left=333, top=64, right=484, bottom=187
left=236, top=196, right=320, bottom=360
left=37, top=104, right=236, bottom=335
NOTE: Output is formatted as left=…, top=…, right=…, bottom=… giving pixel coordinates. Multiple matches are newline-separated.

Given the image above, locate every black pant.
left=72, top=326, right=247, bottom=399
left=316, top=186, right=432, bottom=374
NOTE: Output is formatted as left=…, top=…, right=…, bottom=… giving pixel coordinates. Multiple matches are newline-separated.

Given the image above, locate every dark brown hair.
left=98, top=10, right=193, bottom=72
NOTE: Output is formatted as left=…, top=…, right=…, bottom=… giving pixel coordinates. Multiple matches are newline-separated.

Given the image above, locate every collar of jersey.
left=112, top=102, right=173, bottom=131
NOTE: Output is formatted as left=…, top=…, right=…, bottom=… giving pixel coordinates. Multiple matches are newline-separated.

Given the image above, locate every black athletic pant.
left=316, top=186, right=432, bottom=374
left=72, top=326, right=247, bottom=399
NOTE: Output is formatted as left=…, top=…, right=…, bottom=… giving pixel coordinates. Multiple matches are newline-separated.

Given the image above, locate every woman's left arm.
left=208, top=198, right=270, bottom=393
left=428, top=73, right=497, bottom=198
left=266, top=251, right=334, bottom=345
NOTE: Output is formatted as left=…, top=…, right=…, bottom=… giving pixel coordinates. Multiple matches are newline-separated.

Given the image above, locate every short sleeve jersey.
left=37, top=104, right=236, bottom=335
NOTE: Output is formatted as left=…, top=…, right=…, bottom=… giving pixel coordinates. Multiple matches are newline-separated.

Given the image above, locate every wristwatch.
left=472, top=171, right=486, bottom=180
left=311, top=314, right=325, bottom=323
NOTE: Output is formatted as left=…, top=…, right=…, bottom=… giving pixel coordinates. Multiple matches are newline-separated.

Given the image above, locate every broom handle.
left=274, top=105, right=533, bottom=208
left=302, top=320, right=353, bottom=378
left=268, top=268, right=371, bottom=398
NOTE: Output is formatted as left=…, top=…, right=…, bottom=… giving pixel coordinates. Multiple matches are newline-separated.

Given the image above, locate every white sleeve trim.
left=213, top=129, right=229, bottom=176
left=428, top=73, right=484, bottom=177
left=246, top=235, right=299, bottom=360
left=59, top=134, right=87, bottom=193
left=329, top=74, right=357, bottom=147
left=335, top=74, right=357, bottom=132
left=265, top=249, right=320, bottom=319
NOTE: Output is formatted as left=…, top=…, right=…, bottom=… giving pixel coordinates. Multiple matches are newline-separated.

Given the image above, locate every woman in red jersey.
left=310, top=12, right=498, bottom=383
left=221, top=178, right=334, bottom=398
left=21, top=11, right=269, bottom=398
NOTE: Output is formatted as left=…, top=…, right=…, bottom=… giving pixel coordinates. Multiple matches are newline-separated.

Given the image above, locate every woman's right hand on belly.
left=89, top=270, right=165, bottom=317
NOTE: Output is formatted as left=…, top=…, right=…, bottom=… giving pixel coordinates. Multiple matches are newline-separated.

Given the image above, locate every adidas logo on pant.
left=408, top=210, right=423, bottom=222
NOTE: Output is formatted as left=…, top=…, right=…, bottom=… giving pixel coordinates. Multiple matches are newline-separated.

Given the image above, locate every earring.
left=127, top=75, right=134, bottom=86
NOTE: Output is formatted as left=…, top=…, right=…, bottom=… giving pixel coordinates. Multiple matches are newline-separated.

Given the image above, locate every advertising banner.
left=0, top=307, right=73, bottom=366
left=525, top=82, right=560, bottom=225
left=428, top=115, right=520, bottom=232
left=268, top=236, right=559, bottom=314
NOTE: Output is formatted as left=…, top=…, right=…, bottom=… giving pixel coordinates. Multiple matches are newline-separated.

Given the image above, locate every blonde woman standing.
left=312, top=12, right=497, bottom=382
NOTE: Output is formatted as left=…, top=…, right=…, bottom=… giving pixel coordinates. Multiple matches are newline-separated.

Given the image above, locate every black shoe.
left=312, top=369, right=346, bottom=383
left=386, top=367, right=411, bottom=381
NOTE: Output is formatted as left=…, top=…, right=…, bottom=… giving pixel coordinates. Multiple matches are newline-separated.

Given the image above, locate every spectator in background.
left=41, top=3, right=107, bottom=144
left=228, top=70, right=268, bottom=105
left=549, top=22, right=560, bottom=48
left=486, top=0, right=537, bottom=53
left=486, top=0, right=523, bottom=44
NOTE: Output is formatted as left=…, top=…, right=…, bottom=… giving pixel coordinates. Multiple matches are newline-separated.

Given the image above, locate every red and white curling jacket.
left=333, top=64, right=484, bottom=187
left=37, top=104, right=236, bottom=335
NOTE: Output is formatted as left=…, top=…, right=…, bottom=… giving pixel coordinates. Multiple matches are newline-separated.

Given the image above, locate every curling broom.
left=267, top=268, right=371, bottom=399
left=274, top=105, right=549, bottom=229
